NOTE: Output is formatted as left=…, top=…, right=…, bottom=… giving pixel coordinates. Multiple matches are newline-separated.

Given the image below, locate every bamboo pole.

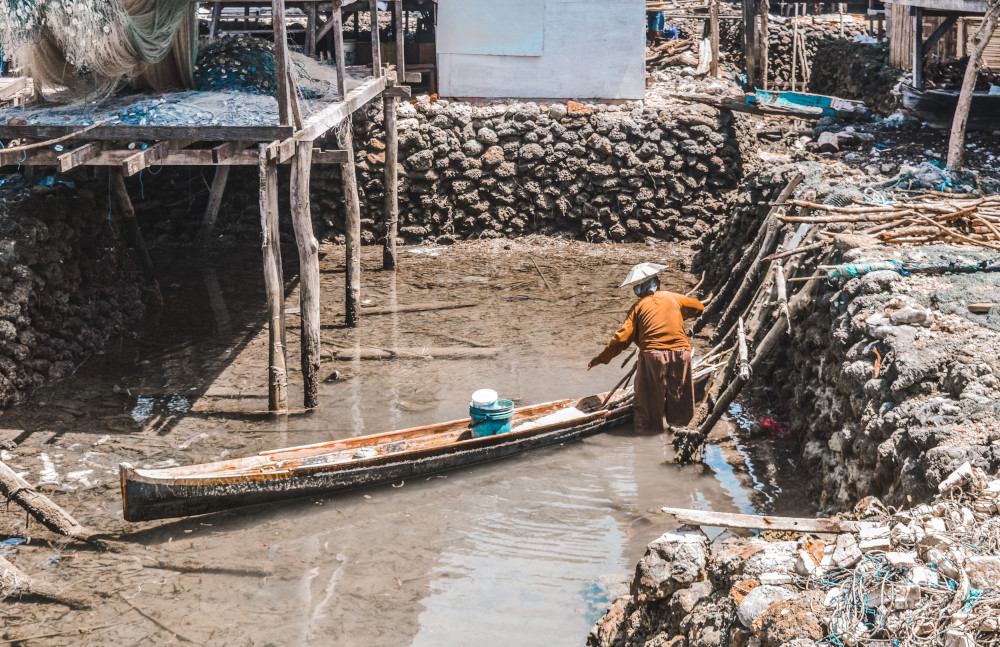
left=383, top=95, right=399, bottom=270
left=338, top=123, right=362, bottom=328
left=290, top=142, right=321, bottom=409
left=332, top=7, right=347, bottom=98
left=259, top=146, right=288, bottom=412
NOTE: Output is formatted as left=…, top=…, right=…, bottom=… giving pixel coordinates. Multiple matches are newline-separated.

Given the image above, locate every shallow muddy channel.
left=0, top=239, right=810, bottom=646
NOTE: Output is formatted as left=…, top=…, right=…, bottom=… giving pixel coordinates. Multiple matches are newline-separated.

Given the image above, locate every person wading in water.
left=587, top=263, right=704, bottom=434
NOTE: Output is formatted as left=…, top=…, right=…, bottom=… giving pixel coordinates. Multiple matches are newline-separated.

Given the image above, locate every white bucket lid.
left=471, top=389, right=498, bottom=407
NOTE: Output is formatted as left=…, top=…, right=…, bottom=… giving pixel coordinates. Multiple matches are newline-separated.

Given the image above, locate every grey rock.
left=736, top=585, right=794, bottom=627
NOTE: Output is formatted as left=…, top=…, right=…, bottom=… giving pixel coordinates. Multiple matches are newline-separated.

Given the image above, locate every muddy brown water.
left=0, top=240, right=811, bottom=646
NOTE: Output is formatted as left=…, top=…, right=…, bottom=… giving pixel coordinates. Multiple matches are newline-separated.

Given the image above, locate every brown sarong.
left=633, top=349, right=694, bottom=434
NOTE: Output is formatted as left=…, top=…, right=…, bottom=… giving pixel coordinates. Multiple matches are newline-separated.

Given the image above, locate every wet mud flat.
left=0, top=239, right=807, bottom=646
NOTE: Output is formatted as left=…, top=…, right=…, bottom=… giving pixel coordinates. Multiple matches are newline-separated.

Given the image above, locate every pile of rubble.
left=589, top=463, right=1000, bottom=647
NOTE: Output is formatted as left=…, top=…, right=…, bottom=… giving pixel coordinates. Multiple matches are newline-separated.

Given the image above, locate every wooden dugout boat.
left=120, top=390, right=633, bottom=522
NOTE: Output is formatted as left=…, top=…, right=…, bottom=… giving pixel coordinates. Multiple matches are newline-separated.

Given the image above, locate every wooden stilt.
left=370, top=0, right=383, bottom=77
left=198, top=165, right=230, bottom=246
left=210, top=3, right=223, bottom=39
left=338, top=123, right=362, bottom=328
left=272, top=0, right=292, bottom=126
left=290, top=142, right=321, bottom=408
left=307, top=4, right=318, bottom=57
left=710, top=0, right=720, bottom=78
left=394, top=0, right=405, bottom=77
left=259, top=146, right=288, bottom=412
left=109, top=168, right=161, bottom=303
left=332, top=7, right=347, bottom=98
left=382, top=95, right=398, bottom=270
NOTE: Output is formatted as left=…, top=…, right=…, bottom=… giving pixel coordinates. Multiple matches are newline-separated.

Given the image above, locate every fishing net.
left=0, top=0, right=197, bottom=100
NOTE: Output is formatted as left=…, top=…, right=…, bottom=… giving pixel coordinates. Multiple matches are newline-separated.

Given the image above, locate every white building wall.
left=436, top=0, right=646, bottom=100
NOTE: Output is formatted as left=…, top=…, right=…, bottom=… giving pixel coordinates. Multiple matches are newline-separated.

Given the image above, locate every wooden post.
left=742, top=0, right=757, bottom=88
left=912, top=6, right=923, bottom=89
left=259, top=146, right=288, bottom=411
left=290, top=142, right=321, bottom=408
left=394, top=0, right=405, bottom=78
left=758, top=0, right=769, bottom=90
left=383, top=95, right=398, bottom=270
left=272, top=0, right=292, bottom=126
left=109, top=168, right=161, bottom=304
left=370, top=0, right=382, bottom=77
left=210, top=3, right=224, bottom=39
left=710, top=0, right=720, bottom=78
left=791, top=3, right=799, bottom=91
left=307, top=4, right=318, bottom=57
left=198, top=165, right=230, bottom=246
left=338, top=123, right=362, bottom=328
left=333, top=6, right=347, bottom=97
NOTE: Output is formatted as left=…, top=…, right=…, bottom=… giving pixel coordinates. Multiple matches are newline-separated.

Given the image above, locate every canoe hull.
left=901, top=85, right=1000, bottom=129
left=122, top=403, right=631, bottom=522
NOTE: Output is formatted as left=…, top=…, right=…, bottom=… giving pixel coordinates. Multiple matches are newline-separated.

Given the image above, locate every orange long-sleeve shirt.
left=593, top=291, right=704, bottom=366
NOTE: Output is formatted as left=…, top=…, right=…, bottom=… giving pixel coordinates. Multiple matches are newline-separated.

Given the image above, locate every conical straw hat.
left=619, top=262, right=668, bottom=288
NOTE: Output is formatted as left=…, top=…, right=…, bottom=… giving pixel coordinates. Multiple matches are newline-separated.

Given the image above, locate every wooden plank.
left=661, top=507, right=876, bottom=533
left=294, top=75, right=389, bottom=143
left=913, top=6, right=924, bottom=88
left=0, top=77, right=28, bottom=101
left=121, top=141, right=171, bottom=177
left=259, top=145, right=288, bottom=412
left=0, top=124, right=294, bottom=142
left=4, top=147, right=348, bottom=168
left=384, top=86, right=411, bottom=98
left=212, top=141, right=245, bottom=163
left=383, top=95, right=398, bottom=271
left=273, top=0, right=292, bottom=126
left=290, top=142, right=321, bottom=408
left=57, top=142, right=100, bottom=173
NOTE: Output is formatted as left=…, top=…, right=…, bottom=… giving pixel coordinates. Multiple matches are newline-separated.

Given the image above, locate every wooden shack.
left=886, top=0, right=1000, bottom=76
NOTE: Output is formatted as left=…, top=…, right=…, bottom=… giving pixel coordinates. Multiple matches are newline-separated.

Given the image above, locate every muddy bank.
left=0, top=176, right=145, bottom=408
left=590, top=464, right=1000, bottom=647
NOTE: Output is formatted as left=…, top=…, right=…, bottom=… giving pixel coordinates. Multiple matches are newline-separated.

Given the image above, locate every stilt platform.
left=0, top=0, right=411, bottom=413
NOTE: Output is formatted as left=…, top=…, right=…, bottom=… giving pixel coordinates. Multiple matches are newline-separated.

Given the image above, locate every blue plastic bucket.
left=469, top=399, right=514, bottom=438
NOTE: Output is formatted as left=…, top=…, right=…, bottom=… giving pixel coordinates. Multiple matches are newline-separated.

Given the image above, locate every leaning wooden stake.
left=775, top=264, right=791, bottom=333
left=0, top=462, right=92, bottom=540
left=736, top=317, right=750, bottom=381
left=259, top=146, right=288, bottom=412
left=382, top=95, right=399, bottom=270
left=198, top=165, right=230, bottom=247
left=290, top=142, right=321, bottom=409
left=109, top=169, right=160, bottom=302
left=338, top=122, right=363, bottom=328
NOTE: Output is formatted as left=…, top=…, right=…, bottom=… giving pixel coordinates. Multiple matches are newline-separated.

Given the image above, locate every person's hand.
left=587, top=358, right=598, bottom=371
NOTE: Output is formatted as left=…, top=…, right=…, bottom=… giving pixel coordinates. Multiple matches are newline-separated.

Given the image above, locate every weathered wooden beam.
left=259, top=145, right=288, bottom=412
left=922, top=14, right=957, bottom=55
left=394, top=0, right=405, bottom=78
left=306, top=3, right=318, bottom=57
left=338, top=123, right=362, bottom=328
left=121, top=141, right=171, bottom=177
left=4, top=147, right=349, bottom=168
left=370, top=0, right=382, bottom=78
left=661, top=507, right=875, bottom=533
left=0, top=124, right=295, bottom=142
left=290, top=142, right=321, bottom=408
left=912, top=6, right=924, bottom=88
left=273, top=0, right=292, bottom=127
left=332, top=6, right=347, bottom=99
left=294, top=75, right=390, bottom=143
left=212, top=140, right=245, bottom=164
left=383, top=95, right=399, bottom=271
left=384, top=86, right=412, bottom=98
left=57, top=142, right=101, bottom=173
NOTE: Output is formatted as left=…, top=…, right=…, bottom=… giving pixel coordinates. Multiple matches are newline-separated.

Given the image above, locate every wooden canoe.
left=120, top=390, right=634, bottom=522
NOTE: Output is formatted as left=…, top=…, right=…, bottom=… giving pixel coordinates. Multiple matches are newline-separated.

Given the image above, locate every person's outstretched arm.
left=588, top=309, right=635, bottom=370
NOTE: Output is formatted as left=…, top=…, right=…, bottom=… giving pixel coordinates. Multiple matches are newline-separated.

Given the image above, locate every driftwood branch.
left=0, top=554, right=91, bottom=609
left=0, top=462, right=92, bottom=541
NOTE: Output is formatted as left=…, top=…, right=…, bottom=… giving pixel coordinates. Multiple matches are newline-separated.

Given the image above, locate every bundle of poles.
left=646, top=39, right=700, bottom=70
left=776, top=194, right=1000, bottom=252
